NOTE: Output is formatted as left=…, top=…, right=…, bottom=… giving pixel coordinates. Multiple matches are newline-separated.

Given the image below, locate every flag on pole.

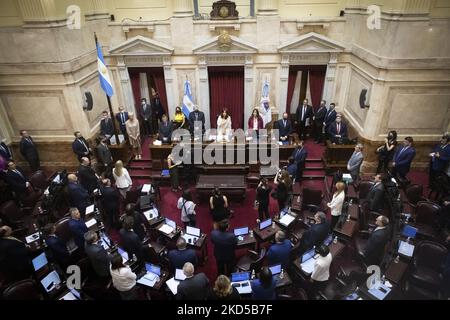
left=260, top=79, right=272, bottom=127
left=182, top=78, right=194, bottom=118
left=96, top=41, right=114, bottom=97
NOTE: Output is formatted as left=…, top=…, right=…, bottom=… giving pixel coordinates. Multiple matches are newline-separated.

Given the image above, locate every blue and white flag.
left=96, top=42, right=114, bottom=97
left=260, top=79, right=272, bottom=126
left=182, top=79, right=195, bottom=118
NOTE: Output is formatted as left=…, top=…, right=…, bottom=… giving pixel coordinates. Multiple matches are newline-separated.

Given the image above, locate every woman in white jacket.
left=110, top=253, right=138, bottom=300
left=217, top=109, right=232, bottom=139
left=327, top=181, right=346, bottom=230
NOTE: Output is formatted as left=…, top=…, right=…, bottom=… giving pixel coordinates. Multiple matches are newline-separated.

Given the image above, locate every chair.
left=236, top=248, right=266, bottom=273
left=301, top=188, right=323, bottom=221
left=357, top=180, right=375, bottom=201
left=29, top=170, right=49, bottom=191
left=125, top=188, right=139, bottom=205
left=247, top=162, right=260, bottom=187
left=410, top=201, right=440, bottom=239
left=2, top=279, right=43, bottom=300
left=404, top=184, right=427, bottom=213
left=278, top=287, right=308, bottom=300
left=0, top=200, right=33, bottom=228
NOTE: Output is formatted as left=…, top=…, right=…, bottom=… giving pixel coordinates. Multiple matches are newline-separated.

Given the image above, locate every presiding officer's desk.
left=323, top=140, right=355, bottom=174
left=196, top=175, right=246, bottom=203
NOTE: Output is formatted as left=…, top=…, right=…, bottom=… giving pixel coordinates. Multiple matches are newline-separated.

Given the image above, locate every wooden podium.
left=323, top=140, right=355, bottom=174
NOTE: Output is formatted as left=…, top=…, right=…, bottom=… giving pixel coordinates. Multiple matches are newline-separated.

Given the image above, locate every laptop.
left=159, top=218, right=176, bottom=235
left=118, top=247, right=129, bottom=263
left=99, top=233, right=113, bottom=250
left=40, top=270, right=62, bottom=293
left=269, top=264, right=282, bottom=281
left=175, top=268, right=186, bottom=281
left=300, top=249, right=317, bottom=274
left=143, top=263, right=161, bottom=281
left=143, top=208, right=159, bottom=221
left=140, top=195, right=151, bottom=210
left=32, top=252, right=48, bottom=272
left=402, top=225, right=418, bottom=239
left=259, top=218, right=272, bottom=230
left=323, top=235, right=333, bottom=246
left=398, top=240, right=415, bottom=257
left=230, top=272, right=252, bottom=294
left=234, top=227, right=249, bottom=237
left=59, top=288, right=82, bottom=300
left=182, top=226, right=201, bottom=244
left=279, top=213, right=295, bottom=227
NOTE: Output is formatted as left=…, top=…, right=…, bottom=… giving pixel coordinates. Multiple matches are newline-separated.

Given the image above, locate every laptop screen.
left=145, top=263, right=161, bottom=276
left=175, top=269, right=186, bottom=281
left=165, top=218, right=176, bottom=230
left=260, top=218, right=272, bottom=230
left=32, top=252, right=48, bottom=271
left=231, top=272, right=250, bottom=282
left=140, top=195, right=151, bottom=207
left=302, top=249, right=316, bottom=263
left=402, top=225, right=418, bottom=238
left=118, top=247, right=129, bottom=262
left=234, top=227, right=249, bottom=237
left=40, top=271, right=61, bottom=292
left=186, top=226, right=201, bottom=237
left=69, top=288, right=81, bottom=300
left=323, top=235, right=333, bottom=246
left=269, top=264, right=282, bottom=275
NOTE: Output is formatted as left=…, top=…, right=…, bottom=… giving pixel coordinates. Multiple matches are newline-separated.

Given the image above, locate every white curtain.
left=290, top=71, right=302, bottom=112
left=139, top=73, right=151, bottom=103
left=305, top=71, right=312, bottom=105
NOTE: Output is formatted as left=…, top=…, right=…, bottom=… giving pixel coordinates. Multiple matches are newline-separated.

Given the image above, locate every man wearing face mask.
left=275, top=112, right=292, bottom=144
left=296, top=99, right=314, bottom=140
left=139, top=98, right=153, bottom=137
left=188, top=105, right=205, bottom=135
left=429, top=134, right=450, bottom=187
left=314, top=100, right=327, bottom=143
left=328, top=115, right=348, bottom=144
left=323, top=103, right=337, bottom=143
left=152, top=92, right=165, bottom=122
left=100, top=110, right=114, bottom=139
left=158, top=114, right=174, bottom=144
left=72, top=131, right=92, bottom=162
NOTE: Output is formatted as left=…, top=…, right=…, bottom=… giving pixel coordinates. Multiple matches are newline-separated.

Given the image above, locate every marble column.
left=322, top=53, right=338, bottom=106
left=86, top=0, right=109, bottom=19
left=17, top=0, right=58, bottom=22
left=257, top=0, right=279, bottom=15
left=163, top=57, right=176, bottom=120
left=173, top=0, right=194, bottom=17
left=117, top=57, right=135, bottom=114
left=198, top=56, right=211, bottom=130
left=279, top=55, right=290, bottom=115
left=244, top=55, right=255, bottom=131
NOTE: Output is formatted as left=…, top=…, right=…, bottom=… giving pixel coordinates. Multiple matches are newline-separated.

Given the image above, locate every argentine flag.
left=96, top=42, right=114, bottom=97
left=182, top=79, right=194, bottom=118
left=260, top=80, right=272, bottom=126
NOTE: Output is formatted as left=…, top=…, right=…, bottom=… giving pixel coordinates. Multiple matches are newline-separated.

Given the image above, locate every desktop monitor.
left=175, top=269, right=186, bottom=281
left=32, top=252, right=48, bottom=271
left=402, top=225, right=418, bottom=239
left=259, top=218, right=272, bottom=230
left=165, top=218, right=176, bottom=230
left=40, top=271, right=61, bottom=292
left=186, top=226, right=201, bottom=237
left=234, top=227, right=249, bottom=237
left=145, top=263, right=161, bottom=276
left=231, top=272, right=251, bottom=282
left=269, top=264, right=282, bottom=275
left=302, top=249, right=316, bottom=263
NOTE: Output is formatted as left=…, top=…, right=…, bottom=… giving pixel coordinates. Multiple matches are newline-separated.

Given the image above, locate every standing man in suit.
left=211, top=220, right=238, bottom=277
left=176, top=262, right=209, bottom=300
left=84, top=230, right=112, bottom=279
left=0, top=225, right=32, bottom=280
left=392, top=136, right=416, bottom=181
left=300, top=212, right=330, bottom=253
left=323, top=103, right=337, bottom=143
left=347, top=144, right=364, bottom=182
left=43, top=223, right=71, bottom=268
left=291, top=140, right=307, bottom=182
left=139, top=98, right=153, bottom=137
left=328, top=115, right=348, bottom=144
left=168, top=237, right=198, bottom=271
left=68, top=207, right=88, bottom=251
left=96, top=137, right=113, bottom=179
left=115, top=106, right=129, bottom=139
left=119, top=216, right=145, bottom=262
left=366, top=173, right=385, bottom=213
left=314, top=100, right=327, bottom=143
left=4, top=161, right=30, bottom=199
left=188, top=106, right=206, bottom=135
left=276, top=112, right=292, bottom=144
left=0, top=138, right=12, bottom=162
left=77, top=157, right=99, bottom=194
left=100, top=111, right=114, bottom=139
left=361, top=215, right=390, bottom=266
left=266, top=231, right=292, bottom=269
left=158, top=114, right=173, bottom=144
left=72, top=131, right=92, bottom=162
left=19, top=130, right=40, bottom=172
left=99, top=178, right=120, bottom=230
left=429, top=134, right=450, bottom=187
left=153, top=92, right=165, bottom=122
left=296, top=99, right=314, bottom=140
left=67, top=174, right=91, bottom=217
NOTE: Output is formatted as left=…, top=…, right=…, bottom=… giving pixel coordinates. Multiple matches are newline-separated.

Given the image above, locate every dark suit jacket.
left=393, top=146, right=416, bottom=174
left=77, top=165, right=98, bottom=193
left=45, top=235, right=70, bottom=266
left=296, top=104, right=314, bottom=124
left=211, top=230, right=237, bottom=262
left=276, top=119, right=292, bottom=138
left=19, top=137, right=38, bottom=161
left=85, top=242, right=111, bottom=277
left=176, top=273, right=209, bottom=300
left=188, top=111, right=206, bottom=133
left=251, top=279, right=276, bottom=300
left=68, top=218, right=88, bottom=250
left=115, top=112, right=129, bottom=133
left=431, top=144, right=450, bottom=172
left=67, top=182, right=91, bottom=213
left=100, top=118, right=114, bottom=137
left=0, top=238, right=31, bottom=274
left=158, top=122, right=173, bottom=143
left=301, top=221, right=330, bottom=251
left=292, top=147, right=307, bottom=165
left=363, top=227, right=390, bottom=265
left=152, top=98, right=164, bottom=120
left=267, top=239, right=292, bottom=269
left=366, top=182, right=385, bottom=213
left=140, top=103, right=152, bottom=120
left=96, top=143, right=113, bottom=166
left=72, top=138, right=90, bottom=159
left=119, top=229, right=143, bottom=261
left=168, top=248, right=198, bottom=270
left=328, top=122, right=348, bottom=141
left=324, top=109, right=337, bottom=128
left=314, top=106, right=327, bottom=125
left=100, top=186, right=120, bottom=212
left=4, top=168, right=28, bottom=194
left=0, top=142, right=12, bottom=161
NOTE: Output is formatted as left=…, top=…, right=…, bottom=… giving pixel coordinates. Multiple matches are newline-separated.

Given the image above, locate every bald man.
left=176, top=262, right=209, bottom=300
left=67, top=174, right=91, bottom=217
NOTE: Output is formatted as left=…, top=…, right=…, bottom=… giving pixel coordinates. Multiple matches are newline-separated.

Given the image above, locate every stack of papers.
left=159, top=224, right=174, bottom=235
left=110, top=135, right=125, bottom=145
left=279, top=214, right=295, bottom=227
left=85, top=219, right=97, bottom=228
left=166, top=277, right=180, bottom=295
left=300, top=258, right=316, bottom=274
left=398, top=240, right=415, bottom=257
left=86, top=205, right=95, bottom=215
left=137, top=273, right=159, bottom=288
left=142, top=184, right=152, bottom=193
left=153, top=140, right=162, bottom=146
left=368, top=281, right=392, bottom=300
left=26, top=232, right=40, bottom=244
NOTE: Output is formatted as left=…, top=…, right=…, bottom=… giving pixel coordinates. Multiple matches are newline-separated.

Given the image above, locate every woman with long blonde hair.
left=207, top=275, right=240, bottom=300
left=113, top=160, right=132, bottom=198
left=327, top=181, right=346, bottom=230
left=125, top=112, right=142, bottom=160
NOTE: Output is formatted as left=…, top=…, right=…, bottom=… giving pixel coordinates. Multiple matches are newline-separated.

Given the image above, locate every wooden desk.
left=253, top=224, right=281, bottom=250
left=185, top=233, right=208, bottom=265
left=196, top=175, right=246, bottom=203
left=347, top=204, right=359, bottom=221
left=155, top=223, right=181, bottom=241
left=333, top=220, right=358, bottom=239
left=237, top=234, right=257, bottom=250
left=109, top=141, right=131, bottom=164
left=275, top=273, right=293, bottom=289
left=137, top=269, right=171, bottom=292
left=323, top=140, right=355, bottom=174
left=384, top=260, right=408, bottom=285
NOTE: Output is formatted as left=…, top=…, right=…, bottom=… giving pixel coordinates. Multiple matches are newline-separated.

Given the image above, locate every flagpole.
left=94, top=33, right=120, bottom=146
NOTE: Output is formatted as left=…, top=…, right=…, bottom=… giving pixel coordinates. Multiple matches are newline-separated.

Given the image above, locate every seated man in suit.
left=84, top=230, right=112, bottom=279
left=211, top=220, right=238, bottom=276
left=347, top=143, right=364, bottom=182
left=72, top=131, right=92, bottom=162
left=4, top=161, right=31, bottom=200
left=67, top=174, right=91, bottom=217
left=0, top=138, right=12, bottom=162
left=99, top=178, right=120, bottom=230
left=361, top=215, right=390, bottom=266
left=119, top=216, right=148, bottom=262
left=392, top=136, right=416, bottom=181
left=188, top=105, right=206, bottom=136
left=158, top=114, right=173, bottom=144
left=276, top=112, right=293, bottom=144
left=266, top=231, right=292, bottom=269
left=366, top=173, right=385, bottom=213
left=43, top=223, right=71, bottom=268
left=328, top=115, right=348, bottom=144
left=115, top=106, right=129, bottom=138
left=300, top=212, right=330, bottom=254
left=176, top=262, right=209, bottom=300
left=323, top=103, right=337, bottom=141
left=291, top=140, right=307, bottom=182
left=168, top=237, right=198, bottom=271
left=67, top=207, right=88, bottom=251
left=100, top=110, right=114, bottom=139
left=77, top=157, right=99, bottom=194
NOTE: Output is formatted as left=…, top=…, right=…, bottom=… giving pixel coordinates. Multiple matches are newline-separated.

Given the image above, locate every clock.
left=210, top=1, right=239, bottom=20
left=219, top=6, right=229, bottom=18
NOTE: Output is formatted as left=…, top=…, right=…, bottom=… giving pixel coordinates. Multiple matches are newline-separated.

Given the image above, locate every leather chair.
left=410, top=201, right=440, bottom=239
left=236, top=248, right=266, bottom=273
left=247, top=162, right=260, bottom=187
left=125, top=188, right=139, bottom=205
left=29, top=170, right=49, bottom=191
left=301, top=188, right=323, bottom=221
left=2, top=279, right=43, bottom=300
left=357, top=180, right=375, bottom=201
left=0, top=200, right=33, bottom=228
left=278, top=287, right=308, bottom=300
left=406, top=241, right=448, bottom=298
left=404, top=184, right=427, bottom=214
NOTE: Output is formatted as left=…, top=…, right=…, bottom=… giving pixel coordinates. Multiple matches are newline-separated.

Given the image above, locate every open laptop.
left=234, top=227, right=249, bottom=239
left=118, top=247, right=129, bottom=263
left=402, top=225, right=418, bottom=239
left=59, top=288, right=82, bottom=300
left=174, top=268, right=187, bottom=281
left=137, top=263, right=162, bottom=288
left=259, top=218, right=272, bottom=230
left=323, top=234, right=333, bottom=246
left=269, top=264, right=282, bottom=281
left=40, top=270, right=62, bottom=293
left=32, top=252, right=48, bottom=272
left=143, top=208, right=159, bottom=221
left=300, top=249, right=317, bottom=274
left=182, top=226, right=201, bottom=244
left=159, top=218, right=176, bottom=235
left=140, top=195, right=151, bottom=210
left=99, top=232, right=113, bottom=250
left=230, top=272, right=252, bottom=294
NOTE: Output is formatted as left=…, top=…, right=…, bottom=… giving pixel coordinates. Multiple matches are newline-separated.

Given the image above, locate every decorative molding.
left=123, top=56, right=164, bottom=67
left=109, top=35, right=174, bottom=56
left=278, top=32, right=346, bottom=54
left=208, top=23, right=241, bottom=31
left=193, top=35, right=258, bottom=55
left=297, top=22, right=330, bottom=30
left=121, top=23, right=155, bottom=34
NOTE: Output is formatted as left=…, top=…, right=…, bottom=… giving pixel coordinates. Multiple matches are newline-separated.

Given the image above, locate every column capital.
left=173, top=0, right=194, bottom=17
left=257, top=0, right=279, bottom=16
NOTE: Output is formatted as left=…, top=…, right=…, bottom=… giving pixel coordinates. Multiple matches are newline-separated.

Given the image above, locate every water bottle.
left=251, top=269, right=255, bottom=280
left=346, top=214, right=350, bottom=222
left=280, top=268, right=285, bottom=279
left=272, top=221, right=275, bottom=229
left=288, top=207, right=292, bottom=215
left=250, top=230, right=254, bottom=238
left=381, top=275, right=386, bottom=284
left=333, top=236, right=338, bottom=244
left=132, top=254, right=137, bottom=262
left=297, top=196, right=301, bottom=203
left=394, top=255, right=400, bottom=263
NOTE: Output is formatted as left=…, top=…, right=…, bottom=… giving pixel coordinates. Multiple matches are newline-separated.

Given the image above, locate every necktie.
left=337, top=124, right=340, bottom=134
left=195, top=113, right=198, bottom=121
left=79, top=139, right=88, bottom=151
left=303, top=106, right=306, bottom=120
left=27, top=138, right=33, bottom=145
left=283, top=120, right=286, bottom=127
left=121, top=113, right=125, bottom=125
